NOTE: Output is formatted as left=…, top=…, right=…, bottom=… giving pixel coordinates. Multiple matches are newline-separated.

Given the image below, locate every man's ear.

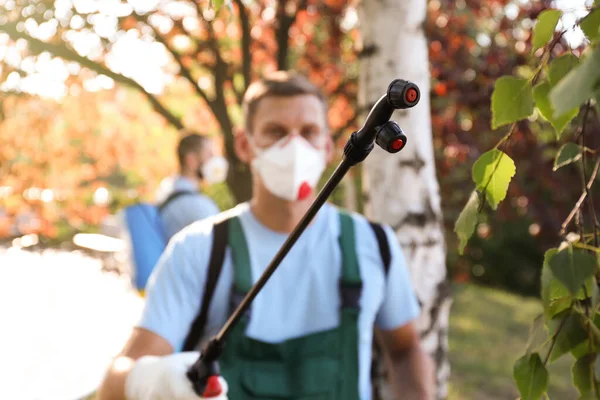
left=234, top=127, right=252, bottom=164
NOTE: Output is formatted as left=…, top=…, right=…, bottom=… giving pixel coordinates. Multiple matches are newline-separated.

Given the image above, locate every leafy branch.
left=542, top=305, right=572, bottom=366
left=0, top=22, right=185, bottom=131
left=560, top=155, right=600, bottom=236
left=134, top=13, right=213, bottom=107
left=455, top=7, right=600, bottom=399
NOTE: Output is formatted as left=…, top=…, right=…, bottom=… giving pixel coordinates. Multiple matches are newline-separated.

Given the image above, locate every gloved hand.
left=125, top=352, right=228, bottom=400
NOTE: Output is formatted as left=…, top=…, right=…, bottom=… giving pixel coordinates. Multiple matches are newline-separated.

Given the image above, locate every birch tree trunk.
left=356, top=1, right=452, bottom=398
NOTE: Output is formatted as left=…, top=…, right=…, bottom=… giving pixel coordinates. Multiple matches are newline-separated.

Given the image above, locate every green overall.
left=218, top=212, right=363, bottom=400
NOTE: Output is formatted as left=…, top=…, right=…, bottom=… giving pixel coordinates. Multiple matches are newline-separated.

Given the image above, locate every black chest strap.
left=182, top=217, right=229, bottom=351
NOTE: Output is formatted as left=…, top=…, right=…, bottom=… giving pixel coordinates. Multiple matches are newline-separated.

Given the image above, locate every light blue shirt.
left=139, top=202, right=420, bottom=400
left=157, top=176, right=221, bottom=240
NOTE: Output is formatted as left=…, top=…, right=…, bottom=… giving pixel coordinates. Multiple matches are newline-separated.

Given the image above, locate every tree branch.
left=275, top=0, right=308, bottom=70
left=543, top=306, right=572, bottom=365
left=577, top=102, right=599, bottom=246
left=275, top=0, right=291, bottom=70
left=133, top=13, right=213, bottom=106
left=233, top=0, right=252, bottom=103
left=192, top=0, right=227, bottom=101
left=189, top=0, right=234, bottom=160
left=560, top=154, right=600, bottom=236
left=0, top=22, right=184, bottom=130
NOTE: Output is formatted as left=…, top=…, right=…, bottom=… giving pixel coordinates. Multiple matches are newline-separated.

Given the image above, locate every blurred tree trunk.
left=357, top=0, right=452, bottom=399
left=343, top=172, right=358, bottom=212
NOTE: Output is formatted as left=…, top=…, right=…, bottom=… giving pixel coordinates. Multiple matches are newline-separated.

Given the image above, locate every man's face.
left=237, top=94, right=332, bottom=163
left=185, top=140, right=215, bottom=179
left=197, top=141, right=216, bottom=165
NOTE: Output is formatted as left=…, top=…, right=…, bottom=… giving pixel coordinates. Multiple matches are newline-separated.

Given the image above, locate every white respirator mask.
left=250, top=135, right=327, bottom=201
left=201, top=156, right=229, bottom=185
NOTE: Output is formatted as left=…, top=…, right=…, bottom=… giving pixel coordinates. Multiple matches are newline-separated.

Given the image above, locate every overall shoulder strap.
left=228, top=216, right=253, bottom=293
left=157, top=190, right=195, bottom=213
left=367, top=221, right=391, bottom=276
left=182, top=217, right=230, bottom=351
left=338, top=211, right=362, bottom=287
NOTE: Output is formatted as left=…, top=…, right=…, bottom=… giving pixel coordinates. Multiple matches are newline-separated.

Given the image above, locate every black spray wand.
left=187, top=78, right=421, bottom=395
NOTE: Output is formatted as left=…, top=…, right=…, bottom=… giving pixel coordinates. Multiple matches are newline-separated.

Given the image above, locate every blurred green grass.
left=448, top=283, right=578, bottom=400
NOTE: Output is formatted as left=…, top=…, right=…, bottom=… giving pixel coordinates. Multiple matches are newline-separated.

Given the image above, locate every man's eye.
left=267, top=128, right=286, bottom=138
left=302, top=127, right=319, bottom=139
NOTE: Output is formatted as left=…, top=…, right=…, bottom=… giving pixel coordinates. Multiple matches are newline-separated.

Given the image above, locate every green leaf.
left=472, top=149, right=516, bottom=210
left=595, top=353, right=600, bottom=379
left=491, top=76, right=534, bottom=129
left=526, top=314, right=548, bottom=356
left=588, top=319, right=600, bottom=346
left=542, top=249, right=559, bottom=304
left=541, top=275, right=595, bottom=318
left=573, top=355, right=596, bottom=395
left=454, top=191, right=480, bottom=255
left=550, top=49, right=600, bottom=116
left=514, top=353, right=549, bottom=400
left=548, top=246, right=597, bottom=295
left=580, top=9, right=600, bottom=42
left=532, top=10, right=562, bottom=51
left=549, top=54, right=581, bottom=86
left=542, top=249, right=573, bottom=317
left=534, top=82, right=579, bottom=138
left=572, top=340, right=596, bottom=360
left=554, top=143, right=583, bottom=171
left=548, top=311, right=587, bottom=362
left=578, top=392, right=599, bottom=400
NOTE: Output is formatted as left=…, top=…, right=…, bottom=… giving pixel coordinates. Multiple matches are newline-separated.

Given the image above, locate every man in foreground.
left=97, top=71, right=434, bottom=400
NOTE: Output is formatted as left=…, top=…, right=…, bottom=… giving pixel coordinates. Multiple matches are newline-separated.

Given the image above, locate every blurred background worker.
left=156, top=131, right=228, bottom=241
left=119, top=131, right=229, bottom=295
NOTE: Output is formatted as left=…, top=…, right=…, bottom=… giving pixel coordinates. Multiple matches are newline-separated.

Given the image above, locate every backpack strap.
left=157, top=190, right=196, bottom=213
left=228, top=216, right=253, bottom=294
left=182, top=217, right=230, bottom=351
left=338, top=211, right=362, bottom=310
left=368, top=221, right=391, bottom=276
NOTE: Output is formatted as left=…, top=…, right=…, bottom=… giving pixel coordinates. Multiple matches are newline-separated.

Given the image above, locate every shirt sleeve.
left=374, top=224, right=421, bottom=331
left=137, top=227, right=212, bottom=351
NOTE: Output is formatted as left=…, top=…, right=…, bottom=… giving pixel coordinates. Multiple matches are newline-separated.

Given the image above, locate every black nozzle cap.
left=186, top=338, right=223, bottom=395
left=387, top=79, right=420, bottom=109
left=187, top=357, right=220, bottom=395
left=375, top=121, right=407, bottom=154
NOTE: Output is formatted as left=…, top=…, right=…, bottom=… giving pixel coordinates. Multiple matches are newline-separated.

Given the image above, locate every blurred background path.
left=0, top=246, right=143, bottom=400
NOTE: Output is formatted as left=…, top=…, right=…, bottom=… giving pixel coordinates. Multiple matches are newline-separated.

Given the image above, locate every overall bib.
left=214, top=212, right=363, bottom=399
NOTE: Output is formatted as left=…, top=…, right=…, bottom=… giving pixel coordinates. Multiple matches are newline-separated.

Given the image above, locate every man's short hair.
left=177, top=130, right=208, bottom=168
left=242, top=70, right=328, bottom=133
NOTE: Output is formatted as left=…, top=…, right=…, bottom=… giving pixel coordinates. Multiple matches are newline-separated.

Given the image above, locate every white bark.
left=357, top=0, right=452, bottom=398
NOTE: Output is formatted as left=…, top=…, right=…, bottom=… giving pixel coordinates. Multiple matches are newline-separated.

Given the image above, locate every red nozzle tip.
left=405, top=88, right=418, bottom=103
left=297, top=181, right=312, bottom=200
left=392, top=139, right=404, bottom=151
left=202, top=376, right=223, bottom=398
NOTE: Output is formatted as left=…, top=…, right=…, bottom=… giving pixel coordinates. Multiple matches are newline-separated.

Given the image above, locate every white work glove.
left=125, top=352, right=228, bottom=400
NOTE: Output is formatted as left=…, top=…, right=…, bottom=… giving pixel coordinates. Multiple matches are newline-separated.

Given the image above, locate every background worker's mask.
left=200, top=156, right=229, bottom=184
left=251, top=135, right=326, bottom=201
